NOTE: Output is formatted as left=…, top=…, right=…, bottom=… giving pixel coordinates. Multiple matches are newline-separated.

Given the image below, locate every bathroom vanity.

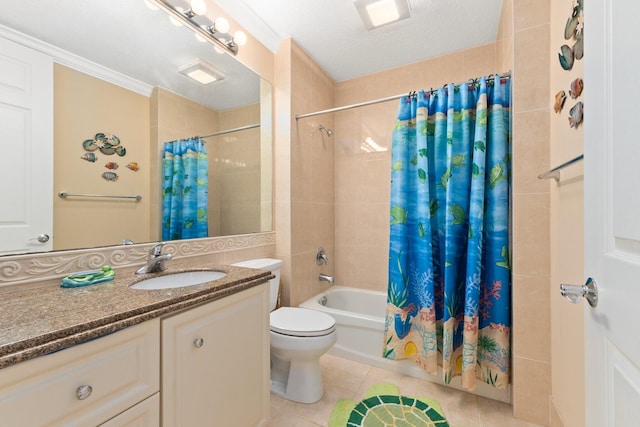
left=0, top=264, right=271, bottom=427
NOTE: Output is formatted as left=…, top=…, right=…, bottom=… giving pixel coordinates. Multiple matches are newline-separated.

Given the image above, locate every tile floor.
left=266, top=354, right=545, bottom=427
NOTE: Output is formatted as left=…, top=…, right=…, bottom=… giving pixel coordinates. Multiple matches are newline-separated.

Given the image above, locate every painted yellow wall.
left=53, top=64, right=150, bottom=250
left=549, top=1, right=585, bottom=426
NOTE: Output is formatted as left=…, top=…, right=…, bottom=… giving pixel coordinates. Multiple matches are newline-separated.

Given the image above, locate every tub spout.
left=319, top=274, right=334, bottom=284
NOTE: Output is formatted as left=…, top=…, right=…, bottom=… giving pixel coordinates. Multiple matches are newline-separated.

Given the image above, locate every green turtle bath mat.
left=329, top=383, right=450, bottom=427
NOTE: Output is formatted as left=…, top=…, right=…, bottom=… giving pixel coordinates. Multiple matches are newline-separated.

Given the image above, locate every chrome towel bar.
left=58, top=192, right=142, bottom=201
left=538, top=154, right=584, bottom=182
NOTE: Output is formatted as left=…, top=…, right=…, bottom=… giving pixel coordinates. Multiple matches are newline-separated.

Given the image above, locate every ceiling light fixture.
left=354, top=0, right=410, bottom=30
left=179, top=59, right=225, bottom=85
left=149, top=0, right=247, bottom=55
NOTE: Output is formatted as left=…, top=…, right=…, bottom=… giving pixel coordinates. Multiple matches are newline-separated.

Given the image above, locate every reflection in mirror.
left=0, top=0, right=272, bottom=254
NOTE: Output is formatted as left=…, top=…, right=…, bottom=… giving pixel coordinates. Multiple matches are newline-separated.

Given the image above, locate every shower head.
left=319, top=124, right=333, bottom=137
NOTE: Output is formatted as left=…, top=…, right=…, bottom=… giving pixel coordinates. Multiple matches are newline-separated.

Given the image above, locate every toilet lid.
left=270, top=307, right=336, bottom=337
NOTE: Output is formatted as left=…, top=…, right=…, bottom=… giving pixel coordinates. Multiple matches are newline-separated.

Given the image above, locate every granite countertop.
left=0, top=261, right=272, bottom=369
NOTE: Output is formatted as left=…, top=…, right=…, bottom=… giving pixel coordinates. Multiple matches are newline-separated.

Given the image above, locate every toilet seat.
left=270, top=307, right=336, bottom=337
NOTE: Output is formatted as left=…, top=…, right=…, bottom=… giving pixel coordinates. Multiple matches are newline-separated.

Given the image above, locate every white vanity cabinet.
left=161, top=283, right=270, bottom=427
left=0, top=319, right=160, bottom=427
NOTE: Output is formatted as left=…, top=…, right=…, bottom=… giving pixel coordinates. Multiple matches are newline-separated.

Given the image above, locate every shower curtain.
left=383, top=75, right=511, bottom=390
left=162, top=137, right=209, bottom=240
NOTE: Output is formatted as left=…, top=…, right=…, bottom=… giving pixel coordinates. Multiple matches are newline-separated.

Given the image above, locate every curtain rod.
left=199, top=123, right=261, bottom=139
left=295, top=71, right=511, bottom=120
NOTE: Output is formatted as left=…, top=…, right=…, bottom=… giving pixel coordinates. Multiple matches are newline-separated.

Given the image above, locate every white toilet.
left=232, top=258, right=336, bottom=404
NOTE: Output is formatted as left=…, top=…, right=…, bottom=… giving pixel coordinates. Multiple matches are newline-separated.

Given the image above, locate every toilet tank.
left=231, top=258, right=282, bottom=311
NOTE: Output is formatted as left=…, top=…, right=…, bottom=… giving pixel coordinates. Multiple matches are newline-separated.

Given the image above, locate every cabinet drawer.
left=0, top=319, right=160, bottom=427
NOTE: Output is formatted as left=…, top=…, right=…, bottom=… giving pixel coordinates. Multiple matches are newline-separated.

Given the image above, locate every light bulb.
left=213, top=16, right=230, bottom=33
left=195, top=33, right=207, bottom=43
left=213, top=44, right=224, bottom=54
left=233, top=30, right=247, bottom=46
left=190, top=0, right=207, bottom=16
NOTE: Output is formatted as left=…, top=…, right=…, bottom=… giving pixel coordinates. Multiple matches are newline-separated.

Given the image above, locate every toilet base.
left=270, top=357, right=324, bottom=403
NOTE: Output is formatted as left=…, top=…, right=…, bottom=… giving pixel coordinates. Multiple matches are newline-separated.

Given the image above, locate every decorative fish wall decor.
left=126, top=162, right=140, bottom=171
left=554, top=90, right=567, bottom=113
left=568, top=102, right=584, bottom=128
left=105, top=162, right=119, bottom=170
left=101, top=171, right=119, bottom=182
left=569, top=78, right=583, bottom=99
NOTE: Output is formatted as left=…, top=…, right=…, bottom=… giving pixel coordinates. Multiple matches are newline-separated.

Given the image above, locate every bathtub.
left=300, top=286, right=386, bottom=361
left=299, top=285, right=510, bottom=403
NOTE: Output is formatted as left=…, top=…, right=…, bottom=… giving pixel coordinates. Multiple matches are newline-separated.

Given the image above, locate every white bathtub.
left=299, top=285, right=510, bottom=403
left=300, top=286, right=387, bottom=360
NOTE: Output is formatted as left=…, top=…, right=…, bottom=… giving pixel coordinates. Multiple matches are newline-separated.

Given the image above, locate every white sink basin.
left=130, top=271, right=226, bottom=290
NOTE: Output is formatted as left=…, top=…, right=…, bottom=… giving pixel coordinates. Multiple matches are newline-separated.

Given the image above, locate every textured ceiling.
left=0, top=0, right=504, bottom=106
left=213, top=0, right=504, bottom=82
left=0, top=0, right=260, bottom=111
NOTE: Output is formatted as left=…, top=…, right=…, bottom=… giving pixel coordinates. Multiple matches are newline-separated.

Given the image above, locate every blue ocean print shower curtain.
left=162, top=137, right=209, bottom=240
left=383, top=76, right=511, bottom=390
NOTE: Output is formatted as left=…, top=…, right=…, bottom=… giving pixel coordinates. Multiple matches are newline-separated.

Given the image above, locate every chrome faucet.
left=136, top=242, right=173, bottom=275
left=316, top=248, right=329, bottom=266
left=319, top=274, right=334, bottom=284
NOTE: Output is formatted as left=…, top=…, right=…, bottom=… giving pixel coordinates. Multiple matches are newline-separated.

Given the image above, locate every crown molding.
left=0, top=24, right=153, bottom=97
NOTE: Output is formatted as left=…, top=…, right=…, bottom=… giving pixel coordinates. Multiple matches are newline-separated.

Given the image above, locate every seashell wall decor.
left=81, top=153, right=98, bottom=162
left=81, top=133, right=127, bottom=157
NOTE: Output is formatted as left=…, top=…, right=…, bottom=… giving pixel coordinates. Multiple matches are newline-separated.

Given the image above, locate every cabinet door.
left=99, top=393, right=160, bottom=427
left=162, top=284, right=270, bottom=427
left=0, top=319, right=159, bottom=427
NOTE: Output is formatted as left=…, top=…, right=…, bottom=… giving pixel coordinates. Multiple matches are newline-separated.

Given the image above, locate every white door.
left=0, top=36, right=53, bottom=254
left=584, top=0, right=640, bottom=425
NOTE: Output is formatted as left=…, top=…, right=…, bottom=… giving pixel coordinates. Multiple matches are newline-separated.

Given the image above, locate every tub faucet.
left=319, top=274, right=334, bottom=284
left=316, top=248, right=329, bottom=266
left=136, top=242, right=172, bottom=275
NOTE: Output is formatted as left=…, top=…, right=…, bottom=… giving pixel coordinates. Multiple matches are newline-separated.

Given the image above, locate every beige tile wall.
left=216, top=104, right=262, bottom=236
left=150, top=87, right=220, bottom=238
left=333, top=43, right=499, bottom=292
left=275, top=40, right=336, bottom=307
left=151, top=90, right=267, bottom=239
left=511, top=0, right=552, bottom=425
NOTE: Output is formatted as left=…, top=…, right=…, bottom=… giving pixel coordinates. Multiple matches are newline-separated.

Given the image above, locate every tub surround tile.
left=0, top=261, right=272, bottom=370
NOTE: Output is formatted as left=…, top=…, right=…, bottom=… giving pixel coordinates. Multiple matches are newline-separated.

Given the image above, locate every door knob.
left=560, top=277, right=598, bottom=307
left=32, top=234, right=50, bottom=243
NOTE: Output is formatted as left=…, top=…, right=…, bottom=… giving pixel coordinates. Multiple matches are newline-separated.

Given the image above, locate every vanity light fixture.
left=149, top=0, right=247, bottom=55
left=354, top=0, right=410, bottom=30
left=179, top=59, right=225, bottom=85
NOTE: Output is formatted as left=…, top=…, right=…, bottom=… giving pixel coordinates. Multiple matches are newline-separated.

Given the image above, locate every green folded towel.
left=61, top=266, right=115, bottom=288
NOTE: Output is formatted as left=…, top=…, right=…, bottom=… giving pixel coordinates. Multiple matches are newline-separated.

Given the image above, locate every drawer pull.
left=193, top=337, right=204, bottom=348
left=76, top=385, right=93, bottom=400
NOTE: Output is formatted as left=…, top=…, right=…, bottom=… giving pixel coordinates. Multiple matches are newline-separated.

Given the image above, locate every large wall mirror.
left=0, top=0, right=273, bottom=254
